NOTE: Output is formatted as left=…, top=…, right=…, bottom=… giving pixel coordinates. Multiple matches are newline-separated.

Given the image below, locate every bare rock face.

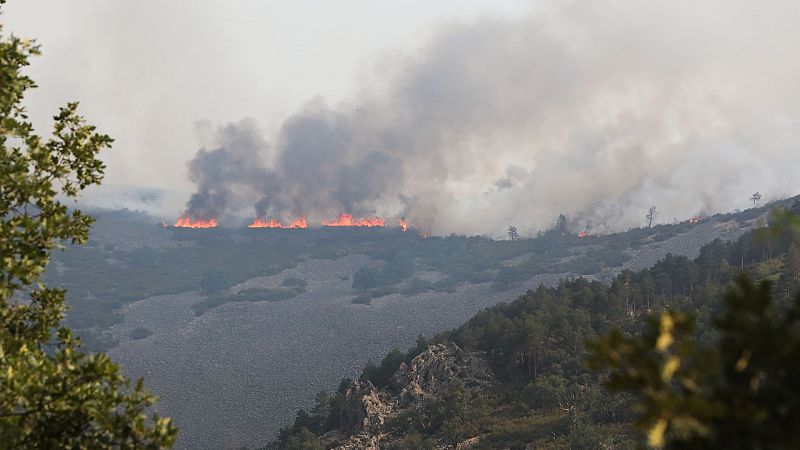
left=341, top=380, right=394, bottom=434
left=390, top=343, right=493, bottom=407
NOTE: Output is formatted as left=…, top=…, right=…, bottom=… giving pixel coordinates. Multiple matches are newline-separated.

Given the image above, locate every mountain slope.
left=45, top=198, right=795, bottom=448
left=269, top=200, right=800, bottom=449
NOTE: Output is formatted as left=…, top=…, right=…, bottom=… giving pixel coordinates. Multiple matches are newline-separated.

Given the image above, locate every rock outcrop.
left=391, top=343, right=493, bottom=407
left=328, top=343, right=492, bottom=449
left=341, top=380, right=394, bottom=434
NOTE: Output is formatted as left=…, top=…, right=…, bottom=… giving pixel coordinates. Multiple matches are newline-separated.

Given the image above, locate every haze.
left=6, top=0, right=800, bottom=236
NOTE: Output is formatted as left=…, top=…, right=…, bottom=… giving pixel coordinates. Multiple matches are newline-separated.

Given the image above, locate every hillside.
left=46, top=198, right=794, bottom=449
left=268, top=200, right=800, bottom=449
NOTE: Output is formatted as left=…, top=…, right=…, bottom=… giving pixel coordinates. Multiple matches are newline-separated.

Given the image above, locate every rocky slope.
left=322, top=343, right=493, bottom=449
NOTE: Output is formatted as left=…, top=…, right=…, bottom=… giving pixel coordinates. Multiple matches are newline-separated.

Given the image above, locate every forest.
left=270, top=202, right=800, bottom=449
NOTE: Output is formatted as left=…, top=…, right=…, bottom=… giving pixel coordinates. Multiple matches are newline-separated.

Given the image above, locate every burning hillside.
left=169, top=213, right=412, bottom=229
left=322, top=213, right=385, bottom=227
left=173, top=216, right=218, bottom=228
left=248, top=217, right=308, bottom=229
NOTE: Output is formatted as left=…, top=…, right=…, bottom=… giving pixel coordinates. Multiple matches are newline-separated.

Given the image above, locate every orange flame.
left=578, top=231, right=588, bottom=238
left=248, top=216, right=308, bottom=229
left=174, top=216, right=218, bottom=228
left=287, top=216, right=308, bottom=228
left=398, top=218, right=409, bottom=232
left=322, top=213, right=385, bottom=227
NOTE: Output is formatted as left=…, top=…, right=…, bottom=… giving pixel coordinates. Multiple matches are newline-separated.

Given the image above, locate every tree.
left=646, top=206, right=659, bottom=228
left=507, top=225, right=518, bottom=241
left=781, top=238, right=800, bottom=297
left=556, top=213, right=568, bottom=235
left=750, top=191, right=762, bottom=206
left=283, top=428, right=323, bottom=450
left=587, top=275, right=800, bottom=449
left=0, top=6, right=176, bottom=448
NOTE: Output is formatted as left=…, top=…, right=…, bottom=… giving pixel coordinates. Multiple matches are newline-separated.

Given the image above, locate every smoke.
left=185, top=120, right=271, bottom=220
left=183, top=0, right=800, bottom=236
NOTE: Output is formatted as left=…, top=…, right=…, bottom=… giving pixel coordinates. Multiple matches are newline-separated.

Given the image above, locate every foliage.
left=360, top=349, right=405, bottom=388
left=50, top=196, right=798, bottom=351
left=282, top=277, right=307, bottom=289
left=386, top=382, right=483, bottom=439
left=271, top=210, right=800, bottom=449
left=282, top=427, right=323, bottom=450
left=198, top=270, right=230, bottom=294
left=130, top=326, right=153, bottom=340
left=352, top=253, right=414, bottom=292
left=0, top=5, right=176, bottom=447
left=588, top=276, right=800, bottom=449
left=586, top=208, right=800, bottom=449
left=385, top=433, right=436, bottom=450
left=192, top=285, right=306, bottom=316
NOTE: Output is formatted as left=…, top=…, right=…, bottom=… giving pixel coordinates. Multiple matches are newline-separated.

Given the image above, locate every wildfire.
left=248, top=216, right=308, bottom=229
left=322, top=213, right=385, bottom=227
left=688, top=216, right=703, bottom=224
left=173, top=216, right=218, bottom=228
left=578, top=231, right=588, bottom=238
left=398, top=218, right=409, bottom=232
left=287, top=216, right=308, bottom=228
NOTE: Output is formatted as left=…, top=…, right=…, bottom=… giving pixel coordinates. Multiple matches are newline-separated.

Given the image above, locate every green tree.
left=283, top=428, right=323, bottom=450
left=0, top=4, right=176, bottom=448
left=587, top=275, right=800, bottom=449
left=782, top=239, right=800, bottom=295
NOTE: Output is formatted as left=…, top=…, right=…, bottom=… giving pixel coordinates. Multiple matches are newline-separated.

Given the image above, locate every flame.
left=287, top=216, right=308, bottom=228
left=174, top=216, right=218, bottom=228
left=578, top=231, right=588, bottom=238
left=688, top=216, right=703, bottom=224
left=322, top=213, right=385, bottom=227
left=248, top=218, right=283, bottom=228
left=398, top=218, right=409, bottom=232
left=248, top=216, right=308, bottom=229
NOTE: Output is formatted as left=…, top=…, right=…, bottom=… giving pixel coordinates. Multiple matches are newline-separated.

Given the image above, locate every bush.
left=192, top=285, right=306, bottom=316
left=352, top=266, right=381, bottom=291
left=130, top=327, right=153, bottom=340
left=386, top=434, right=436, bottom=450
left=360, top=349, right=405, bottom=388
left=198, top=270, right=230, bottom=293
left=282, top=277, right=307, bottom=288
left=400, top=278, right=434, bottom=296
left=351, top=294, right=371, bottom=305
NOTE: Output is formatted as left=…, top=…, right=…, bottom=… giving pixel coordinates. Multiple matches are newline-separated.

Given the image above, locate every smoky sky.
left=182, top=0, right=800, bottom=235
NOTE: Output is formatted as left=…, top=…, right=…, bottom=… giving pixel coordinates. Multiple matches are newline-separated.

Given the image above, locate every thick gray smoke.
left=184, top=0, right=800, bottom=235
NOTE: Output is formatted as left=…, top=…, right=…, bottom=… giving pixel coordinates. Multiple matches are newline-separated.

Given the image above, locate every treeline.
left=270, top=203, right=800, bottom=449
